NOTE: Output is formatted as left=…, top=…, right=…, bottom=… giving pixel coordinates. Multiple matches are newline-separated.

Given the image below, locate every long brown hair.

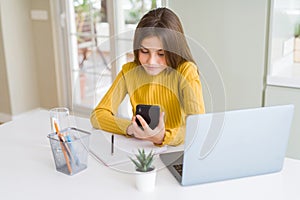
left=133, top=7, right=195, bottom=69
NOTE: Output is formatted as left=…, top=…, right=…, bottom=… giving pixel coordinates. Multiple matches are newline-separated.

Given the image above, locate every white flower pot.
left=135, top=168, right=156, bottom=192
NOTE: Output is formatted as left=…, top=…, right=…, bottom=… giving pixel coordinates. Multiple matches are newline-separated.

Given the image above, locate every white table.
left=1, top=109, right=300, bottom=200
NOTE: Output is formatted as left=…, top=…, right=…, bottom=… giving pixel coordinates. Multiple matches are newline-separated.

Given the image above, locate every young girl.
left=90, top=7, right=205, bottom=146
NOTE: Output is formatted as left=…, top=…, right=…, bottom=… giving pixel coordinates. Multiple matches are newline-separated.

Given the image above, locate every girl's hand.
left=127, top=112, right=165, bottom=145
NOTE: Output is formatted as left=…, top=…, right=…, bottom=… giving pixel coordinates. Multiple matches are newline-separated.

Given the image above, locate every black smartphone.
left=135, top=104, right=160, bottom=130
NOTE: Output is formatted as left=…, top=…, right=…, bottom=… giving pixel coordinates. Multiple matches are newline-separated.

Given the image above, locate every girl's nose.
left=148, top=53, right=158, bottom=65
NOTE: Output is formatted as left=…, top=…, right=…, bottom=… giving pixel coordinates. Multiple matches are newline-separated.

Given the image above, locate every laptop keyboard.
left=173, top=164, right=183, bottom=176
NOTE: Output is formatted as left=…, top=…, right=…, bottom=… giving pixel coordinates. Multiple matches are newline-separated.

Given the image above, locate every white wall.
left=0, top=2, right=12, bottom=120
left=0, top=0, right=39, bottom=116
left=0, top=0, right=58, bottom=118
left=31, top=0, right=58, bottom=109
left=265, top=86, right=300, bottom=159
left=169, top=0, right=269, bottom=112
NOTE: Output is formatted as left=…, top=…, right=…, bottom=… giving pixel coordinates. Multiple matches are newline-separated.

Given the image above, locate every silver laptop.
left=160, top=104, right=294, bottom=186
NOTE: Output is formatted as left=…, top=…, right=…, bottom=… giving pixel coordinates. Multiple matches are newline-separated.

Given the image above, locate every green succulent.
left=130, top=149, right=155, bottom=172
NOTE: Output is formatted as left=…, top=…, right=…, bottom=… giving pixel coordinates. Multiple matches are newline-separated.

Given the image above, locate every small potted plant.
left=130, top=149, right=156, bottom=192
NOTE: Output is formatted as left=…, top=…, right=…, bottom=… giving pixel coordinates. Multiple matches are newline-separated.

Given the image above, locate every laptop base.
left=160, top=151, right=184, bottom=184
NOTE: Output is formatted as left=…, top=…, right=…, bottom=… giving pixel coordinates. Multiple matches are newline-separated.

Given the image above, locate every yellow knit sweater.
left=90, top=61, right=205, bottom=146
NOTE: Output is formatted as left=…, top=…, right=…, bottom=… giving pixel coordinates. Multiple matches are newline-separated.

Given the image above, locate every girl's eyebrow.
left=140, top=45, right=164, bottom=52
left=140, top=45, right=148, bottom=50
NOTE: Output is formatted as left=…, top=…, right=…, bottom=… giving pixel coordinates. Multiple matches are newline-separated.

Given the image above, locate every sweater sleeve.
left=180, top=62, right=205, bottom=115
left=160, top=62, right=205, bottom=146
left=161, top=126, right=185, bottom=146
left=90, top=68, right=131, bottom=135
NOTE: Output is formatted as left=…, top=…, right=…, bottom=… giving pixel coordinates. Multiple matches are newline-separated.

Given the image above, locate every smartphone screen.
left=135, top=104, right=160, bottom=130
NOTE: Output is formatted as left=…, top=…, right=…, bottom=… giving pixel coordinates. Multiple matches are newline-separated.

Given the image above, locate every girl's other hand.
left=128, top=112, right=165, bottom=145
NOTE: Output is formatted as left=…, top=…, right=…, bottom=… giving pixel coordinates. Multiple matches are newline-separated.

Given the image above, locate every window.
left=55, top=0, right=167, bottom=116
left=267, top=0, right=300, bottom=88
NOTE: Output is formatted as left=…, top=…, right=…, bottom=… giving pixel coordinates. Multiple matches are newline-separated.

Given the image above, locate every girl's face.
left=138, top=36, right=167, bottom=76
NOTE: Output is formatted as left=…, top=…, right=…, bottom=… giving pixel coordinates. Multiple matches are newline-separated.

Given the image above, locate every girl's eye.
left=158, top=51, right=165, bottom=57
left=140, top=49, right=149, bottom=54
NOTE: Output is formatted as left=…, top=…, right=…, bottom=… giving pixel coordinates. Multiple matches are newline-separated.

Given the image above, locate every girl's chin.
left=144, top=67, right=165, bottom=75
left=145, top=70, right=161, bottom=76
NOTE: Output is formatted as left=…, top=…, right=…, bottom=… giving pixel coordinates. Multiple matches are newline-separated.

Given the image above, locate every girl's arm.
left=90, top=70, right=131, bottom=135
